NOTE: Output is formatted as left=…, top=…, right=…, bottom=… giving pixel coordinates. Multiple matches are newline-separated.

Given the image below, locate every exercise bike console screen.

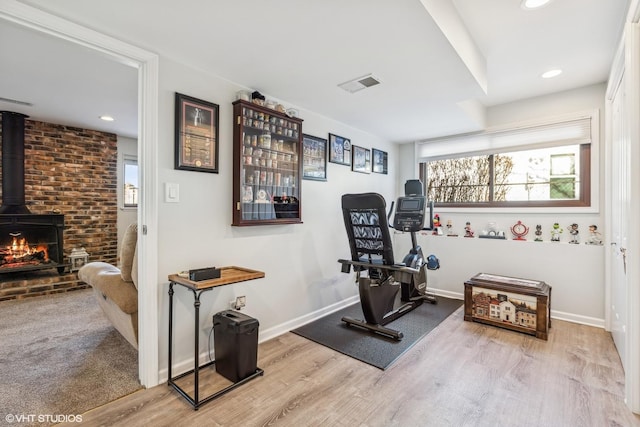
left=393, top=196, right=426, bottom=232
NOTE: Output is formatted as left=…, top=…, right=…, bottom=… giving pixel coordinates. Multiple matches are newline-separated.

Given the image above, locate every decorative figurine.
left=432, top=214, right=443, bottom=235
left=464, top=222, right=474, bottom=238
left=585, top=224, right=603, bottom=245
left=567, top=223, right=579, bottom=244
left=242, top=186, right=253, bottom=202
left=479, top=222, right=506, bottom=239
left=510, top=220, right=529, bottom=241
left=534, top=224, right=543, bottom=242
left=446, top=219, right=458, bottom=237
left=550, top=222, right=563, bottom=242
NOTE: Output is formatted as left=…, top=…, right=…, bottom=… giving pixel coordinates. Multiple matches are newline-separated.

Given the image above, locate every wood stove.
left=0, top=214, right=65, bottom=274
left=0, top=111, right=66, bottom=275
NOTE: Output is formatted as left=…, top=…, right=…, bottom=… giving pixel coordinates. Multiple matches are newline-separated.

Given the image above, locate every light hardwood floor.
left=61, top=308, right=640, bottom=427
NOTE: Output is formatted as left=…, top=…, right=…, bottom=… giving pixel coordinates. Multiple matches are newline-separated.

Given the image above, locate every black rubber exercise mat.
left=291, top=296, right=463, bottom=370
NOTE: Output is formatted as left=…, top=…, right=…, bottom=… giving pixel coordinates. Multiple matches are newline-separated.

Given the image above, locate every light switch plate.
left=165, top=182, right=179, bottom=203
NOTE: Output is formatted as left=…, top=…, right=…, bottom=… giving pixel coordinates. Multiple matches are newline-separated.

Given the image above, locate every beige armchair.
left=78, top=223, right=138, bottom=349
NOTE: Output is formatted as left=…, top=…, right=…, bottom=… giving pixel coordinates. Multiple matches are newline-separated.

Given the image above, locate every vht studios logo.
left=5, top=414, right=83, bottom=423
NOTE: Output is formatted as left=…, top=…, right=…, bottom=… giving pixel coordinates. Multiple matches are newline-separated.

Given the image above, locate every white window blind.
left=417, top=114, right=594, bottom=161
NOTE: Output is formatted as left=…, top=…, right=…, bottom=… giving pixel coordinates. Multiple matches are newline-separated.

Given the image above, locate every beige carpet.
left=0, top=289, right=141, bottom=427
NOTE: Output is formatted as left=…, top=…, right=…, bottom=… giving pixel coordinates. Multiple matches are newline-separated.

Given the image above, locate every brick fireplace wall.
left=0, top=117, right=118, bottom=301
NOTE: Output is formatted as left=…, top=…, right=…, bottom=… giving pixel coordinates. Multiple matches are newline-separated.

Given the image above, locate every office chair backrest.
left=341, top=193, right=395, bottom=265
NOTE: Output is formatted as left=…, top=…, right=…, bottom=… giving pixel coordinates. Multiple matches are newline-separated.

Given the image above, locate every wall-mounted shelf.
left=232, top=100, right=303, bottom=226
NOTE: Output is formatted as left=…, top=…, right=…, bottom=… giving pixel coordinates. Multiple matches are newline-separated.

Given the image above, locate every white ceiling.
left=0, top=0, right=631, bottom=142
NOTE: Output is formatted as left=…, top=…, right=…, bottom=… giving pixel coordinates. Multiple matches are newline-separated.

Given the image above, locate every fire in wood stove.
left=0, top=214, right=65, bottom=275
left=1, top=232, right=50, bottom=268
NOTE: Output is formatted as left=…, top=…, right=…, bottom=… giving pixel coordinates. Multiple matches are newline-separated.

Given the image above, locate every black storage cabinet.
left=213, top=310, right=259, bottom=382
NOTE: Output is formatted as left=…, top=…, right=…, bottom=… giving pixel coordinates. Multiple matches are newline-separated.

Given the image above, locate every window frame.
left=122, top=154, right=139, bottom=209
left=416, top=110, right=598, bottom=212
left=420, top=144, right=591, bottom=208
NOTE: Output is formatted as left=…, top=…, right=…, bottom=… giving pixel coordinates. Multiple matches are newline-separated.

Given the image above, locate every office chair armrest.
left=338, top=259, right=419, bottom=275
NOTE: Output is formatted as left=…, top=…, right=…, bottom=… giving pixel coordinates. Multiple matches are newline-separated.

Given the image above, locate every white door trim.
left=606, top=19, right=640, bottom=413
left=624, top=22, right=640, bottom=413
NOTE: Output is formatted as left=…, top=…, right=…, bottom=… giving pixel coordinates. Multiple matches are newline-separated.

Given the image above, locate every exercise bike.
left=338, top=181, right=439, bottom=340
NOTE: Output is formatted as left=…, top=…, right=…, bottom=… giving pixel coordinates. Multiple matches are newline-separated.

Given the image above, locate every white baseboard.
left=158, top=290, right=606, bottom=382
left=429, top=288, right=606, bottom=329
left=158, top=295, right=360, bottom=383
left=431, top=288, right=464, bottom=301
left=550, top=310, right=605, bottom=329
left=258, top=295, right=360, bottom=343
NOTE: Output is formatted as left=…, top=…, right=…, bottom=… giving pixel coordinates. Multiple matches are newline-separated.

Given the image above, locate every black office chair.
left=339, top=192, right=430, bottom=340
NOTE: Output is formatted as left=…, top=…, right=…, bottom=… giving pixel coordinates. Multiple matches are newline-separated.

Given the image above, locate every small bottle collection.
left=429, top=217, right=603, bottom=244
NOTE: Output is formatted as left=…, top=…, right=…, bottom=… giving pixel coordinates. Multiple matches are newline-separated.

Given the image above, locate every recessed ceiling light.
left=522, top=0, right=552, bottom=10
left=541, top=69, right=562, bottom=79
left=99, top=115, right=115, bottom=122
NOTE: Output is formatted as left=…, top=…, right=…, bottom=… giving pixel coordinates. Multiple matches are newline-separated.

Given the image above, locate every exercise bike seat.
left=341, top=192, right=395, bottom=268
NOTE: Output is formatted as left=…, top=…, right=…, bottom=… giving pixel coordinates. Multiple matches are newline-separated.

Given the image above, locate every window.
left=417, top=113, right=596, bottom=208
left=123, top=156, right=139, bottom=208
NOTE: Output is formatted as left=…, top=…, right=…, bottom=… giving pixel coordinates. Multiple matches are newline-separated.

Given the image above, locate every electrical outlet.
left=230, top=296, right=246, bottom=310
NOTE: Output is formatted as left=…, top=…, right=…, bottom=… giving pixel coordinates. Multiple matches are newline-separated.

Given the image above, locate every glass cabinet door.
left=232, top=100, right=303, bottom=226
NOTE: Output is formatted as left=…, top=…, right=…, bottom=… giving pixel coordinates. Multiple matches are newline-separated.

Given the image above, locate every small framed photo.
left=175, top=92, right=219, bottom=173
left=328, top=133, right=351, bottom=166
left=302, top=134, right=327, bottom=181
left=352, top=145, right=371, bottom=174
left=372, top=148, right=388, bottom=174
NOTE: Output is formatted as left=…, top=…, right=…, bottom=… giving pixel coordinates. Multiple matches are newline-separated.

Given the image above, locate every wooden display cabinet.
left=232, top=100, right=303, bottom=226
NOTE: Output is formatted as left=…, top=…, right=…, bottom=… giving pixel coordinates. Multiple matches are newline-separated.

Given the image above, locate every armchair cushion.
left=120, top=223, right=138, bottom=283
left=78, top=262, right=138, bottom=314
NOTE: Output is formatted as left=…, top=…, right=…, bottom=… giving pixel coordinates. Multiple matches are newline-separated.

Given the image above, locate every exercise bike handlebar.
left=337, top=258, right=420, bottom=275
left=388, top=200, right=395, bottom=224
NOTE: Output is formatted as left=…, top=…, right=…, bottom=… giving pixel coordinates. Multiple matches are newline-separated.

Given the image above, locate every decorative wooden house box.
left=464, top=273, right=552, bottom=340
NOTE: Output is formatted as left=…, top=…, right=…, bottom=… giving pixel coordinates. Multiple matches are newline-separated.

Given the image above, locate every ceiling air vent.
left=338, top=74, right=382, bottom=93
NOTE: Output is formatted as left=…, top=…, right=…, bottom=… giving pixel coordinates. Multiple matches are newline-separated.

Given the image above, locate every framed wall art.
left=302, top=134, right=327, bottom=181
left=372, top=148, right=388, bottom=174
left=352, top=145, right=371, bottom=174
left=328, top=133, right=351, bottom=166
left=175, top=92, right=220, bottom=173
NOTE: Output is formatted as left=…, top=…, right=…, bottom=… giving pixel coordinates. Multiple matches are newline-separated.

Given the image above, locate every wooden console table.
left=167, top=266, right=265, bottom=409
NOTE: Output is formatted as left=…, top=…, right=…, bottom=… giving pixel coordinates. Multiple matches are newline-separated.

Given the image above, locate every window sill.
left=432, top=205, right=599, bottom=214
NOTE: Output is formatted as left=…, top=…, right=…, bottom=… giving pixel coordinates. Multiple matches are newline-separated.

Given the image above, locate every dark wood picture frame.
left=372, top=148, right=388, bottom=174
left=302, top=134, right=328, bottom=181
left=175, top=92, right=220, bottom=173
left=352, top=145, right=371, bottom=174
left=328, top=133, right=351, bottom=166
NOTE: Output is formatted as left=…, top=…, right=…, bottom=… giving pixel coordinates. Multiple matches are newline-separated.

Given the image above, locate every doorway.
left=0, top=3, right=160, bottom=388
left=605, top=21, right=640, bottom=413
left=608, top=67, right=629, bottom=370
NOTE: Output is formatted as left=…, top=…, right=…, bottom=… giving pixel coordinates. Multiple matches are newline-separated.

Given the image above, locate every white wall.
left=398, top=143, right=418, bottom=196
left=394, top=233, right=604, bottom=325
left=117, top=135, right=137, bottom=251
left=155, top=57, right=399, bottom=374
left=400, top=83, right=607, bottom=326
